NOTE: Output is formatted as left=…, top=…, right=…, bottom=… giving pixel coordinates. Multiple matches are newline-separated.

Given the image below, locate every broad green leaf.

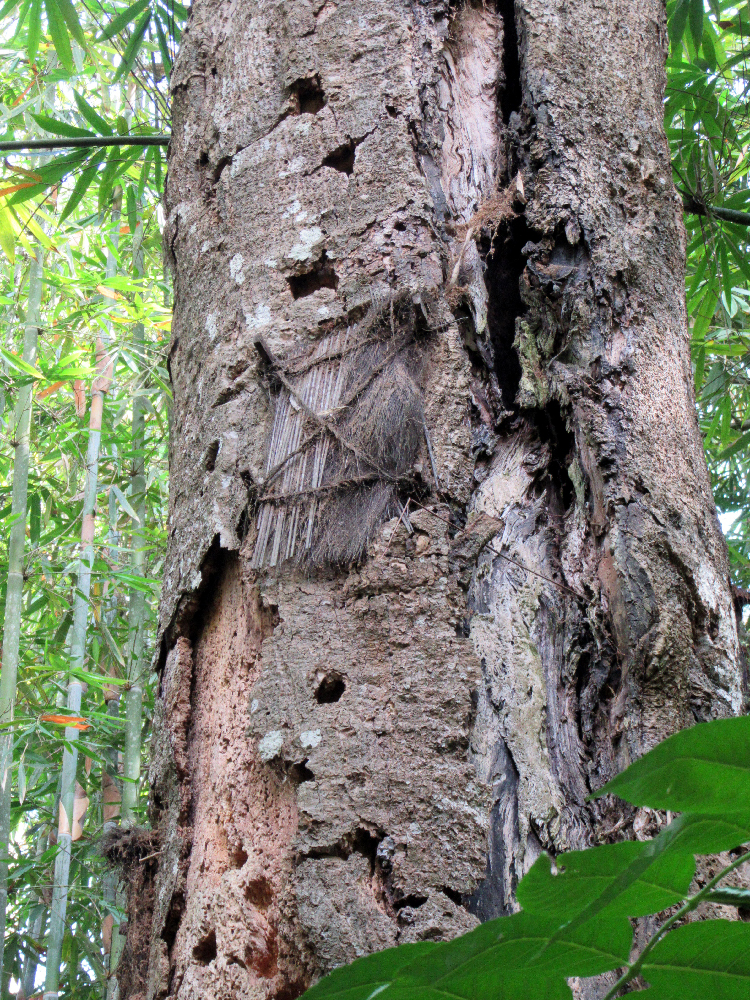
left=594, top=716, right=750, bottom=816
left=641, top=920, right=750, bottom=998
left=302, top=943, right=442, bottom=1000
left=517, top=840, right=695, bottom=921
left=705, top=887, right=750, bottom=908
left=401, top=910, right=631, bottom=985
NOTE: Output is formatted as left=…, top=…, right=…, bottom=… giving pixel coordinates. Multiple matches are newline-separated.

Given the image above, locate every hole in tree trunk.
left=193, top=929, right=217, bottom=965
left=204, top=440, right=220, bottom=471
left=287, top=255, right=339, bottom=299
left=322, top=140, right=356, bottom=175
left=290, top=74, right=327, bottom=115
left=315, top=672, right=346, bottom=703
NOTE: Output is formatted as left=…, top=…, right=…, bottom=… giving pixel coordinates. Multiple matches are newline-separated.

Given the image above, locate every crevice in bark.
left=533, top=399, right=576, bottom=510
left=496, top=0, right=522, bottom=124
left=393, top=892, right=428, bottom=911
left=440, top=885, right=463, bottom=906
left=297, top=826, right=385, bottom=869
left=482, top=215, right=532, bottom=411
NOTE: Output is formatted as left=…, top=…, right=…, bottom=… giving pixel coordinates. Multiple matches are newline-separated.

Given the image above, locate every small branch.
left=0, top=136, right=171, bottom=152
left=683, top=193, right=750, bottom=227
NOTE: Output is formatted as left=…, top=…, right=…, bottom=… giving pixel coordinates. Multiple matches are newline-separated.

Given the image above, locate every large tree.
left=123, top=0, right=745, bottom=997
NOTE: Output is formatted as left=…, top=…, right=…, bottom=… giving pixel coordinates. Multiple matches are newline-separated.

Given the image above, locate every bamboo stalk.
left=0, top=245, right=44, bottom=979
left=44, top=196, right=120, bottom=1000
left=120, top=214, right=146, bottom=831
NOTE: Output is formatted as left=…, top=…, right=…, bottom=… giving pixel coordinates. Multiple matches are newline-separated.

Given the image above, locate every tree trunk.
left=128, top=1, right=746, bottom=998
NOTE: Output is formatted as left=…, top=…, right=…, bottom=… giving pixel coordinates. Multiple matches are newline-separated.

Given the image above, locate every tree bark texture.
left=129, top=1, right=746, bottom=998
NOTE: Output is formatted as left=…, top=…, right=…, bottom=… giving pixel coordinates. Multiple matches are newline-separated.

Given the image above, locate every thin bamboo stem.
left=0, top=245, right=44, bottom=980
left=44, top=197, right=120, bottom=1000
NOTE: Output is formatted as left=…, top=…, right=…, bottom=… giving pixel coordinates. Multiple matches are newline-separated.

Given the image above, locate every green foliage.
left=0, top=0, right=178, bottom=994
left=303, top=716, right=750, bottom=1000
left=665, top=0, right=750, bottom=585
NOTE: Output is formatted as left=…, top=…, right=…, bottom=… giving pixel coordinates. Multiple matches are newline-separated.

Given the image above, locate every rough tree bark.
left=123, top=1, right=746, bottom=998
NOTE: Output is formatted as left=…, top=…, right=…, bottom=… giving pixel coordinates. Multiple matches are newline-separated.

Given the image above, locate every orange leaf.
left=119, top=225, right=131, bottom=234
left=3, top=160, right=42, bottom=181
left=37, top=380, right=64, bottom=400
left=96, top=284, right=121, bottom=300
left=40, top=714, right=92, bottom=731
left=0, top=182, right=34, bottom=197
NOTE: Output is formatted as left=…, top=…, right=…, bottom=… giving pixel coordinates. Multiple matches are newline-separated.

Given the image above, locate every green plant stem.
left=0, top=244, right=44, bottom=982
left=44, top=202, right=120, bottom=1000
left=600, top=849, right=750, bottom=1000
left=120, top=217, right=146, bottom=831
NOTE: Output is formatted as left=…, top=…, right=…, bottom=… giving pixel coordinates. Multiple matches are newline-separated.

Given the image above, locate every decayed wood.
left=126, top=1, right=747, bottom=998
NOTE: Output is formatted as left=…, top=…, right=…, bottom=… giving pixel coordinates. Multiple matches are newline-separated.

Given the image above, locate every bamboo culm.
left=44, top=202, right=120, bottom=1000
left=0, top=247, right=44, bottom=981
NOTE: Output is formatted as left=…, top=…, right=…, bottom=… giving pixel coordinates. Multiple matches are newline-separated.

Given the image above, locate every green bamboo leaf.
left=0, top=0, right=22, bottom=19
left=0, top=202, right=16, bottom=266
left=112, top=9, right=151, bottom=83
left=73, top=91, right=113, bottom=136
left=26, top=0, right=41, bottom=62
left=59, top=150, right=107, bottom=224
left=7, top=150, right=89, bottom=205
left=670, top=0, right=690, bottom=48
left=94, top=620, right=126, bottom=669
left=689, top=0, right=704, bottom=49
left=97, top=0, right=149, bottom=41
left=17, top=758, right=26, bottom=805
left=126, top=184, right=137, bottom=235
left=111, top=483, right=141, bottom=523
left=593, top=716, right=750, bottom=817
left=44, top=0, right=73, bottom=71
left=153, top=11, right=172, bottom=78
left=718, top=431, right=750, bottom=460
left=0, top=347, right=43, bottom=379
left=641, top=920, right=750, bottom=998
left=52, top=0, right=84, bottom=45
left=30, top=113, right=93, bottom=139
